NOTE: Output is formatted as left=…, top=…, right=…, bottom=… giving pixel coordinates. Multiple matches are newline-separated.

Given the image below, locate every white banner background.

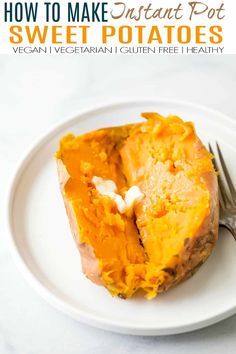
left=0, top=0, right=235, bottom=54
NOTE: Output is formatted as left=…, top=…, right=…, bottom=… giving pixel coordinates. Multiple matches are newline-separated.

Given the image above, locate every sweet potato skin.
left=57, top=159, right=103, bottom=285
left=56, top=133, right=219, bottom=298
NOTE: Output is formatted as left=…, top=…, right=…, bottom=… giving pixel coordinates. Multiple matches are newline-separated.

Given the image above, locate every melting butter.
left=92, top=176, right=144, bottom=214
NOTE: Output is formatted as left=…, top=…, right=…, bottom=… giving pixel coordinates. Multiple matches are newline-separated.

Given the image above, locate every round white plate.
left=6, top=99, right=236, bottom=336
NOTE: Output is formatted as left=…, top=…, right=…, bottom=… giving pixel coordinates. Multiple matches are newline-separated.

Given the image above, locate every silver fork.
left=208, top=143, right=236, bottom=241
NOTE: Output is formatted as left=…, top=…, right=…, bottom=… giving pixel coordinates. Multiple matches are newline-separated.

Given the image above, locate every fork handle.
left=220, top=223, right=236, bottom=242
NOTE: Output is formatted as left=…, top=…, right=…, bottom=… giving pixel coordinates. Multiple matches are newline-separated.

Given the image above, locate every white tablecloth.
left=1, top=55, right=236, bottom=354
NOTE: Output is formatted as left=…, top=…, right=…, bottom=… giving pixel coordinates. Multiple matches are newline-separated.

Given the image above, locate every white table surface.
left=1, top=55, right=236, bottom=354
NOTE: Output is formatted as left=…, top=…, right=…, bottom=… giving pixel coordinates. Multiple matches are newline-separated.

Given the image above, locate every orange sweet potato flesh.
left=56, top=113, right=219, bottom=299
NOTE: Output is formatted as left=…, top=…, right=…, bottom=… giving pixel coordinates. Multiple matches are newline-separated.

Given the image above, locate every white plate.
left=6, top=99, right=236, bottom=336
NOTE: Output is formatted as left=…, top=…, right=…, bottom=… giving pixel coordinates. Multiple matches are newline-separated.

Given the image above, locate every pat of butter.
left=92, top=176, right=144, bottom=214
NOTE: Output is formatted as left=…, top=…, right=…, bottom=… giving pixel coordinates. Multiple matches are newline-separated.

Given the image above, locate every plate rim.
left=5, top=97, right=236, bottom=336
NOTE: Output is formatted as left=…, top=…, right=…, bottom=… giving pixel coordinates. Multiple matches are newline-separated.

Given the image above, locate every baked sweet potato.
left=55, top=113, right=219, bottom=299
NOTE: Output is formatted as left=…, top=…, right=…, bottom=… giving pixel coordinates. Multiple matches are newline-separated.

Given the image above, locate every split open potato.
left=56, top=112, right=219, bottom=299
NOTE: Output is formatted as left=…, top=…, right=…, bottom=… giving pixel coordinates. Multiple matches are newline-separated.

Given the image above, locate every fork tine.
left=218, top=187, right=226, bottom=210
left=208, top=143, right=214, bottom=157
left=208, top=143, right=233, bottom=208
left=216, top=142, right=236, bottom=199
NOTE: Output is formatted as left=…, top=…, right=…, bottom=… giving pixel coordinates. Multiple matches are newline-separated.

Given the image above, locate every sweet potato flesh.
left=56, top=113, right=215, bottom=298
